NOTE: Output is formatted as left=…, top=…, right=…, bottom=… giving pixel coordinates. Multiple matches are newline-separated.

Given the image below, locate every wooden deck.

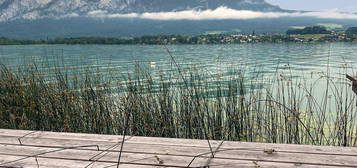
left=0, top=129, right=357, bottom=168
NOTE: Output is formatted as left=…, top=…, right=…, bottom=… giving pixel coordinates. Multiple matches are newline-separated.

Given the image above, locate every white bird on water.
left=149, top=61, right=156, bottom=67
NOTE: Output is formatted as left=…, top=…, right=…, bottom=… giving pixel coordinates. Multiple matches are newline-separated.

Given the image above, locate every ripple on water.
left=0, top=43, right=356, bottom=84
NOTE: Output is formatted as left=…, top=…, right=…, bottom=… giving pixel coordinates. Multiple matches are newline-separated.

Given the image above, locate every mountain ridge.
left=0, top=0, right=284, bottom=22
left=1, top=0, right=356, bottom=39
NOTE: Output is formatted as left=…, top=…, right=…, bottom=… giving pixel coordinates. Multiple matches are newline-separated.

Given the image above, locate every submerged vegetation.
left=0, top=58, right=356, bottom=147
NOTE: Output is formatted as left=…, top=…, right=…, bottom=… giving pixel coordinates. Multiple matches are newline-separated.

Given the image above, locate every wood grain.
left=1, top=129, right=356, bottom=168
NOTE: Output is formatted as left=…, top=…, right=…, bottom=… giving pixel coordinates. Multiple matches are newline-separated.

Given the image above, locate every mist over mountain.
left=0, top=0, right=283, bottom=21
left=0, top=0, right=356, bottom=38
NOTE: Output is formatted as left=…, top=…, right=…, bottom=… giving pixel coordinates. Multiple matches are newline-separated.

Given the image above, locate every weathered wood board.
left=347, top=74, right=357, bottom=94
left=0, top=129, right=356, bottom=168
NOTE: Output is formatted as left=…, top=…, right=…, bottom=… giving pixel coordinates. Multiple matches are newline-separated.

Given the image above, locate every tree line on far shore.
left=1, top=26, right=357, bottom=45
left=287, top=26, right=357, bottom=35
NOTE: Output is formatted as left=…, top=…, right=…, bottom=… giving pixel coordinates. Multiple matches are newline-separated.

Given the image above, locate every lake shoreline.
left=1, top=32, right=357, bottom=46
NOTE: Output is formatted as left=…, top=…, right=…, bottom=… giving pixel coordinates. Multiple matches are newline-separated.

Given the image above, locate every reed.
left=0, top=60, right=356, bottom=146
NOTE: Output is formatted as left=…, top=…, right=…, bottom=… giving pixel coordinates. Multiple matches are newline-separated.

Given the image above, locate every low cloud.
left=87, top=10, right=139, bottom=18
left=87, top=7, right=357, bottom=20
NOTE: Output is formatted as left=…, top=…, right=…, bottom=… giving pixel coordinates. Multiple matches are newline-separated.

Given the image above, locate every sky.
left=265, top=0, right=357, bottom=12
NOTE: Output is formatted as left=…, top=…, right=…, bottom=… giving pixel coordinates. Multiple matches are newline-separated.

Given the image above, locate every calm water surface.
left=0, top=43, right=356, bottom=85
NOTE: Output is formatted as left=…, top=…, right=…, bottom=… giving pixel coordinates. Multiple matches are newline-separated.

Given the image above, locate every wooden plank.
left=347, top=74, right=357, bottom=94
left=207, top=158, right=353, bottom=168
left=0, top=154, right=315, bottom=168
left=1, top=129, right=357, bottom=167
left=0, top=136, right=215, bottom=157
left=1, top=153, right=351, bottom=168
left=220, top=141, right=357, bottom=156
left=0, top=144, right=208, bottom=167
left=2, top=132, right=357, bottom=159
left=211, top=147, right=357, bottom=167
left=4, top=134, right=357, bottom=165
left=0, top=129, right=223, bottom=148
left=0, top=129, right=125, bottom=143
left=2, top=129, right=357, bottom=156
left=346, top=74, right=357, bottom=82
left=0, top=154, right=156, bottom=168
left=0, top=135, right=124, bottom=150
left=1, top=140, right=357, bottom=168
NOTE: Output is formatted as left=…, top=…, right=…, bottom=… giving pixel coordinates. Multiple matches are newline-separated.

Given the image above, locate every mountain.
left=0, top=0, right=356, bottom=39
left=0, top=0, right=283, bottom=22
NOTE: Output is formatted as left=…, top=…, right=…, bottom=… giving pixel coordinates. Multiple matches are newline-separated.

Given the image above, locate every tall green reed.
left=0, top=60, right=356, bottom=146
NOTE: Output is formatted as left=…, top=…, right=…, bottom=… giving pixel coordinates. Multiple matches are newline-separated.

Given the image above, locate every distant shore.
left=1, top=26, right=357, bottom=45
left=1, top=30, right=357, bottom=46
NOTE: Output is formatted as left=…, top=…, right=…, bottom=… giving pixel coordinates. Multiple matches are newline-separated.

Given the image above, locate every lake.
left=1, top=43, right=357, bottom=144
left=0, top=43, right=356, bottom=89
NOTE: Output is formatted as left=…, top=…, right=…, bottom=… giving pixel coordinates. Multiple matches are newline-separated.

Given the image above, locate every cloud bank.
left=86, top=7, right=357, bottom=20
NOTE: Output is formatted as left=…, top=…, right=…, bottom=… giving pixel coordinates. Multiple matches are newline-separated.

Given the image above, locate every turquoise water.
left=0, top=43, right=356, bottom=83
